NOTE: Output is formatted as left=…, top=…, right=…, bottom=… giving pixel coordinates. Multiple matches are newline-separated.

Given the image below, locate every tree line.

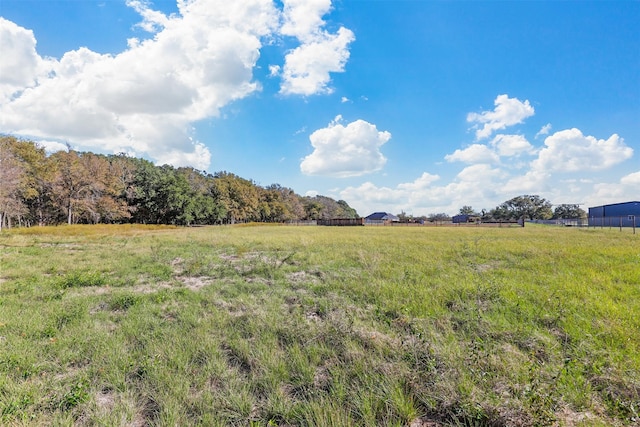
left=456, top=195, right=587, bottom=222
left=0, top=136, right=358, bottom=230
left=395, top=196, right=587, bottom=224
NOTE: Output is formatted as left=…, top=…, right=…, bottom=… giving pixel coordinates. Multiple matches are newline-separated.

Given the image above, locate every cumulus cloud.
left=0, top=0, right=355, bottom=169
left=444, top=144, right=499, bottom=164
left=591, top=172, right=640, bottom=206
left=336, top=92, right=635, bottom=216
left=532, top=128, right=633, bottom=173
left=397, top=172, right=440, bottom=191
left=277, top=0, right=354, bottom=95
left=300, top=116, right=391, bottom=177
left=0, top=18, right=51, bottom=101
left=620, top=171, right=640, bottom=185
left=280, top=0, right=332, bottom=40
left=467, top=94, right=535, bottom=140
left=279, top=26, right=354, bottom=95
left=490, top=134, right=535, bottom=157
left=337, top=165, right=506, bottom=216
left=125, top=0, right=171, bottom=33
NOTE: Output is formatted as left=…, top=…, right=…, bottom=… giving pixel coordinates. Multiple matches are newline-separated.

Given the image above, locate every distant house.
left=588, top=201, right=640, bottom=227
left=452, top=214, right=481, bottom=224
left=365, top=212, right=400, bottom=225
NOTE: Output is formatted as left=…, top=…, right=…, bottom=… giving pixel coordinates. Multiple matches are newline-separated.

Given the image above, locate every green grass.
left=0, top=224, right=638, bottom=426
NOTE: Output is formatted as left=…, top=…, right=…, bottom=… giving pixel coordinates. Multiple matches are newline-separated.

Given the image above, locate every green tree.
left=176, top=167, right=226, bottom=225
left=552, top=204, right=587, bottom=219
left=458, top=205, right=477, bottom=216
left=498, top=195, right=553, bottom=221
left=303, top=195, right=359, bottom=220
left=213, top=172, right=259, bottom=224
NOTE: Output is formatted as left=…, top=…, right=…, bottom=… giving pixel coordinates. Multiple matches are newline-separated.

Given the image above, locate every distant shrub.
left=109, top=293, right=141, bottom=311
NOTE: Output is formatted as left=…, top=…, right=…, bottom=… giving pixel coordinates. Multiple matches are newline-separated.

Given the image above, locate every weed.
left=56, top=270, right=107, bottom=288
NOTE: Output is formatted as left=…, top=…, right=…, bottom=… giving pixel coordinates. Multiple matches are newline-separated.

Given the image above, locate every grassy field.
left=0, top=224, right=638, bottom=426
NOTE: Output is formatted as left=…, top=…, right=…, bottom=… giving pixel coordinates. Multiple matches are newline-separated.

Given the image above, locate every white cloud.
left=1, top=1, right=356, bottom=170
left=620, top=171, right=640, bottom=186
left=532, top=128, right=633, bottom=173
left=535, top=123, right=552, bottom=139
left=280, top=0, right=332, bottom=41
left=467, top=94, right=535, bottom=140
left=338, top=165, right=507, bottom=216
left=278, top=0, right=353, bottom=96
left=591, top=173, right=640, bottom=206
left=125, top=0, right=171, bottom=33
left=444, top=143, right=499, bottom=164
left=280, top=26, right=354, bottom=95
left=397, top=172, right=440, bottom=191
left=37, top=140, right=69, bottom=154
left=340, top=182, right=404, bottom=211
left=300, top=117, right=391, bottom=177
left=269, top=64, right=281, bottom=77
left=336, top=93, right=635, bottom=216
left=0, top=18, right=52, bottom=102
left=0, top=1, right=282, bottom=169
left=490, top=134, right=535, bottom=157
left=153, top=141, right=212, bottom=170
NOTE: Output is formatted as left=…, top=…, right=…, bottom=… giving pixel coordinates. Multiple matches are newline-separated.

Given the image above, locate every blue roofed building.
left=588, top=201, right=640, bottom=227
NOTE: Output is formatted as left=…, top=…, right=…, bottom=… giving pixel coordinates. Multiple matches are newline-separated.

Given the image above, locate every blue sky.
left=1, top=0, right=638, bottom=216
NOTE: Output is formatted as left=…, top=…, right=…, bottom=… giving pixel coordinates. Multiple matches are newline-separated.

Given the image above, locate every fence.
left=529, top=219, right=588, bottom=227
left=286, top=220, right=317, bottom=226
left=588, top=216, right=637, bottom=233
left=317, top=218, right=365, bottom=226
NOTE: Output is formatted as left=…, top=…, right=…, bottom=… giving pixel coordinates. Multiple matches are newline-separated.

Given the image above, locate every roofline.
left=588, top=201, right=640, bottom=209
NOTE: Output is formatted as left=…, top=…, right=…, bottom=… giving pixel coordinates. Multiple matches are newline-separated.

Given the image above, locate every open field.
left=0, top=224, right=638, bottom=426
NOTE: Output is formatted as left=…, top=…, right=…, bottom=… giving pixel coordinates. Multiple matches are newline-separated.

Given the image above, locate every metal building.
left=588, top=201, right=640, bottom=227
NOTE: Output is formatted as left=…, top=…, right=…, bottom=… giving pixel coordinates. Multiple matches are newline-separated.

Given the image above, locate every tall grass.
left=0, top=224, right=638, bottom=426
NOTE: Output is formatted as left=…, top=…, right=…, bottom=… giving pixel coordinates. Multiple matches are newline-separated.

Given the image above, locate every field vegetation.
left=0, top=224, right=638, bottom=426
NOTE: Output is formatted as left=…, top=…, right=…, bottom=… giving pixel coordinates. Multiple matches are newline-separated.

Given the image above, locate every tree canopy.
left=494, top=195, right=553, bottom=221
left=0, top=136, right=359, bottom=229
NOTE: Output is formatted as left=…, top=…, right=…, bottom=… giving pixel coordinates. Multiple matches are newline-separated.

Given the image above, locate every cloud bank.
left=336, top=94, right=635, bottom=216
left=0, top=0, right=354, bottom=169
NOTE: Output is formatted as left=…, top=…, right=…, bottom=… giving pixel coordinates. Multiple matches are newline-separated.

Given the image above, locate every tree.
left=458, top=205, right=477, bottom=216
left=213, top=172, right=259, bottom=224
left=302, top=195, right=358, bottom=220
left=1, top=136, right=56, bottom=227
left=553, top=204, right=586, bottom=219
left=49, top=150, right=96, bottom=224
left=498, top=195, right=553, bottom=221
left=428, top=213, right=451, bottom=223
left=0, top=137, right=27, bottom=229
left=177, top=167, right=226, bottom=225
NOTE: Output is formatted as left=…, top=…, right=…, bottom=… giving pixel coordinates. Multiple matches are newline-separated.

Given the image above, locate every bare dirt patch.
left=95, top=389, right=116, bottom=412
left=178, top=276, right=214, bottom=291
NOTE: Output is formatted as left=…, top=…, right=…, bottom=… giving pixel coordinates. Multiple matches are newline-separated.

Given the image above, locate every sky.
left=1, top=0, right=638, bottom=217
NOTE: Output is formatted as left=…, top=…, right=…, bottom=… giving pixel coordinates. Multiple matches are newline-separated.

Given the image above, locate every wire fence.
left=589, top=216, right=638, bottom=233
